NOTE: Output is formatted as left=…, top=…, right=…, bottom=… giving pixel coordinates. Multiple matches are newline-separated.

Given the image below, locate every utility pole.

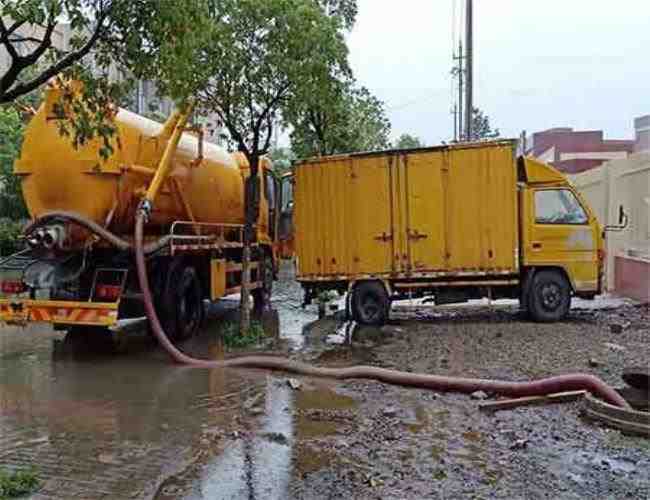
left=464, top=0, right=473, bottom=141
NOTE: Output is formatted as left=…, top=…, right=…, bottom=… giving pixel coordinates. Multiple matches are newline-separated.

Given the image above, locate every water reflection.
left=191, top=377, right=293, bottom=500
left=0, top=262, right=367, bottom=499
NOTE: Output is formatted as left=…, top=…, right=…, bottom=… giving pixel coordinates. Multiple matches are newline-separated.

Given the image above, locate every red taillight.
left=1, top=280, right=26, bottom=294
left=598, top=248, right=606, bottom=265
left=95, top=284, right=122, bottom=302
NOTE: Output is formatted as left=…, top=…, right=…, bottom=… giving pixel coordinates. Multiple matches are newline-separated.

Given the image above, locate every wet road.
left=1, top=270, right=648, bottom=499
left=0, top=268, right=325, bottom=499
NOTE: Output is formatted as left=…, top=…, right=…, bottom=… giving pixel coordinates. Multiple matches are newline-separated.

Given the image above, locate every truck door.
left=348, top=156, right=395, bottom=274
left=523, top=187, right=599, bottom=292
left=403, top=152, right=446, bottom=272
left=264, top=169, right=279, bottom=241
left=278, top=173, right=294, bottom=259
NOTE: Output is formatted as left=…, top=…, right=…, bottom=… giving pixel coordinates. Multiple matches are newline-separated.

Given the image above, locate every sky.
left=347, top=0, right=650, bottom=146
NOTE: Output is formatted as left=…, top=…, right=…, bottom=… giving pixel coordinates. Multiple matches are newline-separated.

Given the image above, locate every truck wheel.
left=528, top=270, right=571, bottom=322
left=161, top=260, right=204, bottom=341
left=252, top=253, right=273, bottom=312
left=351, top=281, right=389, bottom=326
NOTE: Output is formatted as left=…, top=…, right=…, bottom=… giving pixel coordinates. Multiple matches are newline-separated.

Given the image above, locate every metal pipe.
left=25, top=211, right=170, bottom=255
left=144, top=107, right=193, bottom=205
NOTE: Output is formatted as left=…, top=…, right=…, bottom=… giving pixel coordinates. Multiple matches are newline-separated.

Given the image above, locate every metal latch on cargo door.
left=407, top=229, right=428, bottom=240
left=374, top=232, right=393, bottom=242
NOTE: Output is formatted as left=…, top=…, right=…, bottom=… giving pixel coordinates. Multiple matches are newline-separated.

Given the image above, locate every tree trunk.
left=239, top=242, right=251, bottom=335
left=239, top=160, right=259, bottom=336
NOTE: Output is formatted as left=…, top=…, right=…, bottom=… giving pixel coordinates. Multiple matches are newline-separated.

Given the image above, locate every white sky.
left=347, top=0, right=649, bottom=146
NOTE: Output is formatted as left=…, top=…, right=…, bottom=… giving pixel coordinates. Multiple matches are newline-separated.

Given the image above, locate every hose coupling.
left=138, top=199, right=153, bottom=222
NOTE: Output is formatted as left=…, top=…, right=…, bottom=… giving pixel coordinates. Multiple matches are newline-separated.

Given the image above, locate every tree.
left=268, top=147, right=295, bottom=177
left=0, top=0, right=213, bottom=157
left=317, top=0, right=358, bottom=29
left=288, top=78, right=391, bottom=158
left=0, top=107, right=28, bottom=220
left=394, top=133, right=424, bottom=149
left=200, top=0, right=349, bottom=332
left=470, top=107, right=500, bottom=141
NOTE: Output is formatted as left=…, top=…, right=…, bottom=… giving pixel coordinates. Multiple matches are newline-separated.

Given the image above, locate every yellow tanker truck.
left=294, top=140, right=626, bottom=325
left=0, top=86, right=285, bottom=340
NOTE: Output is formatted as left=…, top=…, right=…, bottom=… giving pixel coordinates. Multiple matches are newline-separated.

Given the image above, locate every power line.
left=387, top=92, right=445, bottom=113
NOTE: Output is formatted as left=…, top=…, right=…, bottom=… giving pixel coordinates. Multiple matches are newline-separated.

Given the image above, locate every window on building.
left=535, top=189, right=588, bottom=225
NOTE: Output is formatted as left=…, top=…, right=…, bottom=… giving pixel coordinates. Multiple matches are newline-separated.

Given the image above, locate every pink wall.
left=614, top=256, right=650, bottom=303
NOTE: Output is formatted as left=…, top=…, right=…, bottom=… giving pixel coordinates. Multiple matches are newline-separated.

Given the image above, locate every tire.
left=351, top=281, right=390, bottom=326
left=528, top=269, right=571, bottom=322
left=160, top=259, right=204, bottom=341
left=252, top=252, right=274, bottom=312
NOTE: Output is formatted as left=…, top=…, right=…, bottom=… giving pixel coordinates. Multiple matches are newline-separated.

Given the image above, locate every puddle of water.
left=294, top=445, right=336, bottom=475
left=0, top=318, right=269, bottom=498
left=406, top=405, right=450, bottom=434
left=295, top=386, right=357, bottom=412
left=187, top=383, right=357, bottom=499
left=0, top=266, right=368, bottom=499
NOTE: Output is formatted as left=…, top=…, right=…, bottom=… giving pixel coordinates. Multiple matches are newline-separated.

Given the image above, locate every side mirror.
left=618, top=205, right=626, bottom=225
left=605, top=205, right=628, bottom=232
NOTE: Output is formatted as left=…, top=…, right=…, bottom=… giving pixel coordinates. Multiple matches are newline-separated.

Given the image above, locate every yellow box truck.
left=293, top=140, right=608, bottom=325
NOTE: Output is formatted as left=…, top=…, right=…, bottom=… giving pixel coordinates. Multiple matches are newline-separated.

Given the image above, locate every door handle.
left=407, top=229, right=428, bottom=240
left=532, top=242, right=542, bottom=250
left=374, top=232, right=393, bottom=242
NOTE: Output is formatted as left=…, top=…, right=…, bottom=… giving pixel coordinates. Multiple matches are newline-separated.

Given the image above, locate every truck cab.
left=518, top=157, right=605, bottom=320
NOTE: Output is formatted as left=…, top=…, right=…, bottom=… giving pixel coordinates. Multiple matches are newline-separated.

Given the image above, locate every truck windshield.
left=535, top=189, right=588, bottom=225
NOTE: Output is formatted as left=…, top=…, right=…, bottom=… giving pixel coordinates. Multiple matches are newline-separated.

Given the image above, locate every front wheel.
left=528, top=270, right=571, bottom=322
left=351, top=281, right=390, bottom=326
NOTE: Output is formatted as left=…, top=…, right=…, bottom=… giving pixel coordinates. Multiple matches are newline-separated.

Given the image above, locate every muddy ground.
left=0, top=270, right=648, bottom=499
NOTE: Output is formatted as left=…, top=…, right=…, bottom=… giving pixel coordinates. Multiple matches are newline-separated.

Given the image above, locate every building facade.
left=635, top=115, right=650, bottom=153
left=527, top=127, right=634, bottom=174
left=570, top=153, right=650, bottom=302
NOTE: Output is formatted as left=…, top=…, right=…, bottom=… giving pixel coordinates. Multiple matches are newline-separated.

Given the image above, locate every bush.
left=221, top=321, right=266, bottom=348
left=0, top=219, right=23, bottom=258
left=0, top=468, right=40, bottom=498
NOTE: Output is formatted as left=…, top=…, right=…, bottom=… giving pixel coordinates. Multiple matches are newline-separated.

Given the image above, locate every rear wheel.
left=351, top=281, right=390, bottom=326
left=160, top=259, right=204, bottom=341
left=528, top=269, right=571, bottom=322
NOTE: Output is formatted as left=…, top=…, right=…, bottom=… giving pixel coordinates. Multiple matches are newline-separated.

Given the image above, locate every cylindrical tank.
left=15, top=87, right=246, bottom=242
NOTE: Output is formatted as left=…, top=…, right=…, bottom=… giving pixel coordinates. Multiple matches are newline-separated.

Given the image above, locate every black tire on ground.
left=351, top=281, right=390, bottom=326
left=528, top=269, right=572, bottom=322
left=160, top=259, right=204, bottom=341
left=252, top=252, right=274, bottom=313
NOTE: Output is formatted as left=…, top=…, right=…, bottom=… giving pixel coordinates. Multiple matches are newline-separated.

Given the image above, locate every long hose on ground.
left=25, top=210, right=627, bottom=408
left=131, top=210, right=629, bottom=409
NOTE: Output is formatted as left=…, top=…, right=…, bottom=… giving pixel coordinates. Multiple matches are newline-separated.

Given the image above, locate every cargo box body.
left=294, top=141, right=520, bottom=281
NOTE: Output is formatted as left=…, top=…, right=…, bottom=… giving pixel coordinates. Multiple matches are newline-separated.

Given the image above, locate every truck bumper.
left=0, top=299, right=119, bottom=327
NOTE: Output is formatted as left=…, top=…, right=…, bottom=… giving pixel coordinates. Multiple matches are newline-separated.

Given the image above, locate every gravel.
left=289, top=303, right=650, bottom=499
